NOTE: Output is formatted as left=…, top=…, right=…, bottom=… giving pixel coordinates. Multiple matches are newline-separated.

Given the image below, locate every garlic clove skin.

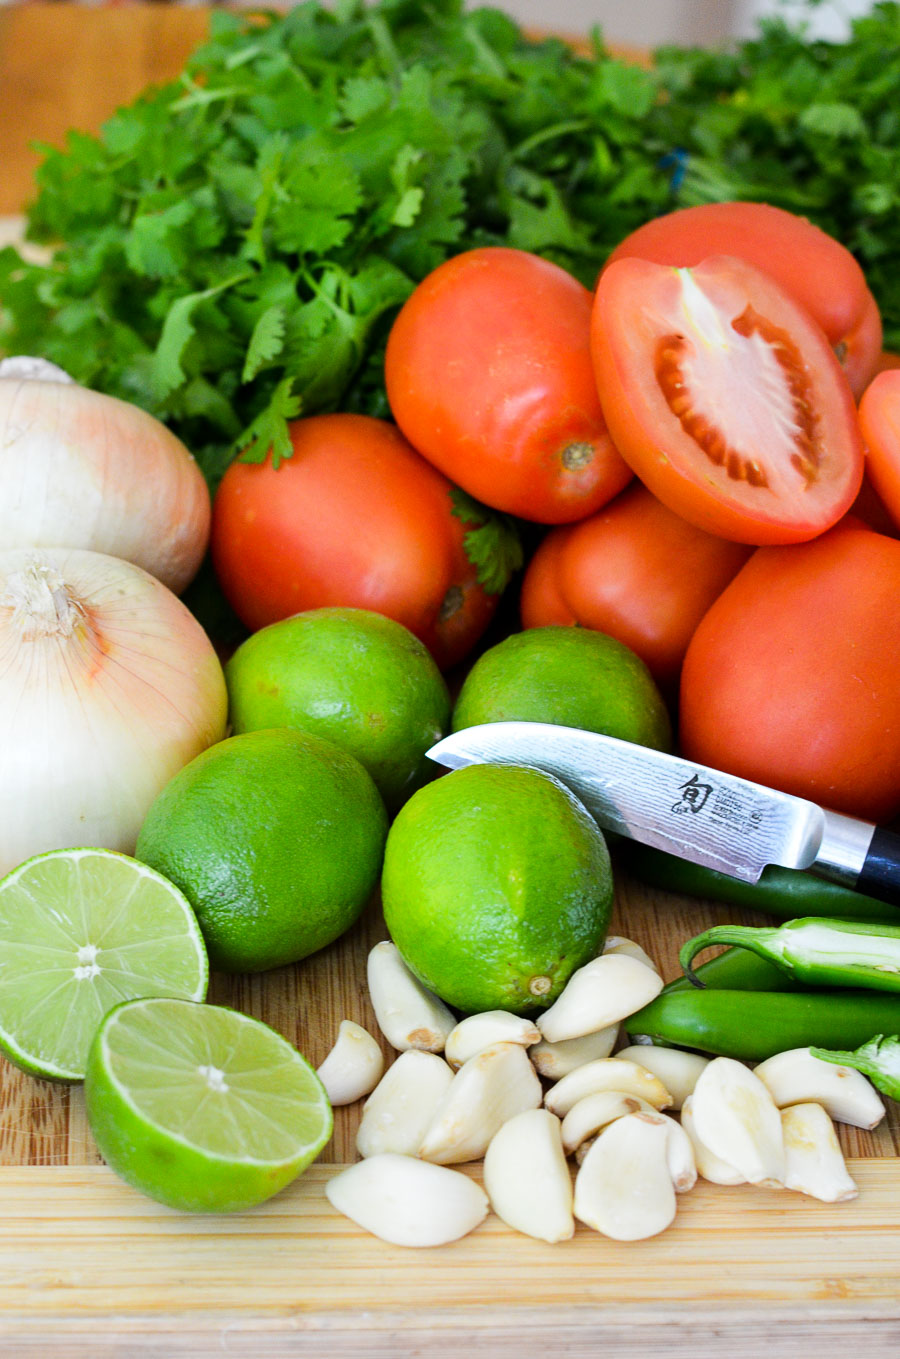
left=544, top=1057, right=672, bottom=1118
left=573, top=1112, right=677, bottom=1241
left=444, top=1010, right=541, bottom=1069
left=366, top=941, right=456, bottom=1053
left=689, top=1057, right=785, bottom=1187
left=529, top=1024, right=619, bottom=1080
left=325, top=1153, right=489, bottom=1247
left=780, top=1102, right=859, bottom=1203
left=483, top=1108, right=574, bottom=1243
left=680, top=1095, right=746, bottom=1186
left=616, top=1045, right=709, bottom=1112
left=753, top=1047, right=885, bottom=1130
left=356, top=1050, right=454, bottom=1159
left=418, top=1042, right=543, bottom=1165
left=316, top=1020, right=384, bottom=1106
left=536, top=954, right=664, bottom=1042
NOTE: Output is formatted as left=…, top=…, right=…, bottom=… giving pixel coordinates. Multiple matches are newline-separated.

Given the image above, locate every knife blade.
left=427, top=722, right=900, bottom=907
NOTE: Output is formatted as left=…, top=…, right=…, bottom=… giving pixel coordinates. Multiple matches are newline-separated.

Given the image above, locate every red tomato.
left=859, top=370, right=900, bottom=532
left=211, top=414, right=498, bottom=670
left=384, top=247, right=633, bottom=524
left=604, top=201, right=882, bottom=397
left=591, top=254, right=865, bottom=545
left=520, top=484, right=751, bottom=690
left=679, top=520, right=900, bottom=822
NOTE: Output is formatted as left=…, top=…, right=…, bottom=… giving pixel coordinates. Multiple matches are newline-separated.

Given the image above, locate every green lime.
left=85, top=996, right=332, bottom=1212
left=381, top=763, right=613, bottom=1016
left=451, top=625, right=672, bottom=752
left=0, top=848, right=208, bottom=1082
left=225, top=608, right=450, bottom=812
left=135, top=729, right=388, bottom=974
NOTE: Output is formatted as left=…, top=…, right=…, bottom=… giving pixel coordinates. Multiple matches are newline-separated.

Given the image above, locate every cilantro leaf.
left=450, top=488, right=524, bottom=596
left=233, top=376, right=303, bottom=467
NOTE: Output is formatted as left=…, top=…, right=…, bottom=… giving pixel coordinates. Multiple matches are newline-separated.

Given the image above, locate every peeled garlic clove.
left=418, top=1042, right=542, bottom=1165
left=690, top=1057, right=785, bottom=1187
left=529, top=1024, right=619, bottom=1080
left=602, top=935, right=660, bottom=974
left=316, top=1020, right=384, bottom=1106
left=544, top=1057, right=672, bottom=1118
left=325, top=1153, right=489, bottom=1247
left=483, top=1108, right=574, bottom=1244
left=356, top=1049, right=454, bottom=1159
left=781, top=1102, right=859, bottom=1203
left=753, top=1047, right=885, bottom=1129
left=680, top=1095, right=746, bottom=1186
left=537, top=954, right=664, bottom=1042
left=574, top=1112, right=676, bottom=1241
left=616, top=1044, right=710, bottom=1112
left=560, top=1089, right=656, bottom=1154
left=366, top=940, right=456, bottom=1053
left=445, top=1010, right=541, bottom=1070
left=638, top=1110, right=698, bottom=1193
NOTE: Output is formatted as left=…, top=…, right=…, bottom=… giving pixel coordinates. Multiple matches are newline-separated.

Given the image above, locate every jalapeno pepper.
left=619, top=842, right=900, bottom=922
left=680, top=917, right=900, bottom=991
left=627, top=987, right=900, bottom=1062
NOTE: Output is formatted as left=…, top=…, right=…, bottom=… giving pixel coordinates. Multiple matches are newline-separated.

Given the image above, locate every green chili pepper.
left=663, top=944, right=806, bottom=994
left=627, top=988, right=900, bottom=1062
left=619, top=842, right=900, bottom=922
left=680, top=917, right=900, bottom=992
left=811, top=1034, right=900, bottom=1101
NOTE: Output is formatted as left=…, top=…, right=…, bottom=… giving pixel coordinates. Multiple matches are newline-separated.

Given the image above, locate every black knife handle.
left=856, top=826, right=900, bottom=907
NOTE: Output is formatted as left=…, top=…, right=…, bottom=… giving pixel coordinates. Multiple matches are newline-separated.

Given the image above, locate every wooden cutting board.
left=2, top=8, right=900, bottom=1353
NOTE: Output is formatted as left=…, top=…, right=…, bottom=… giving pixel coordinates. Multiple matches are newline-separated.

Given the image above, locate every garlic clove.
left=573, top=1112, right=677, bottom=1241
left=325, top=1153, right=489, bottom=1247
left=753, top=1046, right=885, bottom=1130
left=356, top=1049, right=454, bottom=1159
left=680, top=1095, right=746, bottom=1186
left=482, top=1108, right=574, bottom=1243
left=780, top=1102, right=859, bottom=1203
left=616, top=1044, right=710, bottom=1112
left=544, top=1057, right=672, bottom=1119
left=536, top=954, right=664, bottom=1042
left=560, top=1089, right=657, bottom=1155
left=316, top=1020, right=384, bottom=1106
left=418, top=1041, right=543, bottom=1165
left=366, top=940, right=456, bottom=1053
left=602, top=935, right=661, bottom=974
left=689, top=1057, right=785, bottom=1187
left=444, top=1010, right=541, bottom=1070
left=637, top=1110, right=698, bottom=1193
left=529, top=1024, right=619, bottom=1080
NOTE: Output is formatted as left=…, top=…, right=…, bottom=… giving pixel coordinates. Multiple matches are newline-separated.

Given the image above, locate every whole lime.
left=381, top=763, right=613, bottom=1015
left=451, top=625, right=672, bottom=751
left=225, top=608, right=451, bottom=812
left=135, top=729, right=388, bottom=973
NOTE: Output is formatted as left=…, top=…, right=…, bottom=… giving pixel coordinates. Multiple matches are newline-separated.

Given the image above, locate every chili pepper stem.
left=678, top=926, right=784, bottom=989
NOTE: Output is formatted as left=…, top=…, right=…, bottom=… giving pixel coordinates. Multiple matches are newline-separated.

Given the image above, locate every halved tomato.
left=591, top=255, right=865, bottom=545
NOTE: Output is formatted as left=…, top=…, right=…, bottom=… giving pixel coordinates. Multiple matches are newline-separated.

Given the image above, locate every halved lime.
left=85, top=997, right=333, bottom=1212
left=0, top=847, right=208, bottom=1081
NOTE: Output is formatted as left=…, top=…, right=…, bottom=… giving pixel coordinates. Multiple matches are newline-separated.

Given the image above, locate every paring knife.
left=427, top=721, right=900, bottom=908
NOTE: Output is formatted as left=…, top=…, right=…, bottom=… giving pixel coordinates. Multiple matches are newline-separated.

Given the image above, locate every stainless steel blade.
left=427, top=721, right=828, bottom=883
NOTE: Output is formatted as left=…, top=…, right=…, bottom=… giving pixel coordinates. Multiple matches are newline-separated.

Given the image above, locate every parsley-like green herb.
left=450, top=488, right=524, bottom=595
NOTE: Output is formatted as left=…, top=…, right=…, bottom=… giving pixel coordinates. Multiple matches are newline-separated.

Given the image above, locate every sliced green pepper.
left=680, top=917, right=900, bottom=992
left=620, top=842, right=900, bottom=922
left=626, top=988, right=900, bottom=1062
left=662, top=944, right=806, bottom=994
left=811, top=1034, right=900, bottom=1101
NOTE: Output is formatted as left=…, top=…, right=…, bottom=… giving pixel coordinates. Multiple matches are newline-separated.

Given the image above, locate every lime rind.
left=0, top=847, right=208, bottom=1081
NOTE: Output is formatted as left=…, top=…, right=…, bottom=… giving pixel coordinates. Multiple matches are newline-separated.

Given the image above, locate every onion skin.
left=0, top=369, right=210, bottom=594
left=0, top=547, right=228, bottom=876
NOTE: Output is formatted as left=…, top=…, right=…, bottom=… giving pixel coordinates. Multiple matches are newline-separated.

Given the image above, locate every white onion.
left=0, top=547, right=228, bottom=876
left=0, top=358, right=210, bottom=594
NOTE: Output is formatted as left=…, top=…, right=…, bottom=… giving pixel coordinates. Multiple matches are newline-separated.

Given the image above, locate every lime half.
left=0, top=847, right=208, bottom=1081
left=85, top=997, right=333, bottom=1212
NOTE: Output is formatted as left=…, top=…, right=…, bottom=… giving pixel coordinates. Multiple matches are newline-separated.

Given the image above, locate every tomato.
left=384, top=247, right=633, bottom=524
left=859, top=370, right=900, bottom=532
left=211, top=414, right=498, bottom=670
left=591, top=254, right=865, bottom=545
left=520, top=484, right=751, bottom=690
left=679, top=520, right=900, bottom=822
left=604, top=201, right=882, bottom=397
